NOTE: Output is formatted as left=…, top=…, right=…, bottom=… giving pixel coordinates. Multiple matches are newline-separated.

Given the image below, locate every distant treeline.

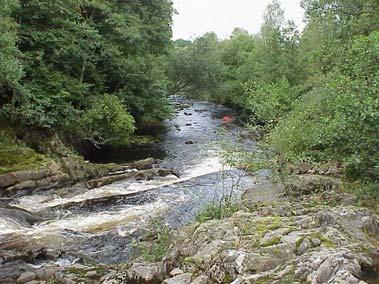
left=167, top=0, right=379, bottom=184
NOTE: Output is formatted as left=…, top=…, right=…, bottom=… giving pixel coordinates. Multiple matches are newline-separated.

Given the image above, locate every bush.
left=80, top=94, right=135, bottom=145
left=267, top=32, right=379, bottom=181
left=245, top=78, right=298, bottom=125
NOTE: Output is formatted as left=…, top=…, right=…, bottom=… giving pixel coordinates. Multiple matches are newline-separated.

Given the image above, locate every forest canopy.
left=0, top=0, right=174, bottom=144
left=167, top=0, right=379, bottom=184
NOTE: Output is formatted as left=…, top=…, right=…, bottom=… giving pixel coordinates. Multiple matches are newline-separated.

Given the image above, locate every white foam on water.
left=0, top=218, right=28, bottom=234
left=13, top=154, right=228, bottom=214
left=1, top=153, right=229, bottom=244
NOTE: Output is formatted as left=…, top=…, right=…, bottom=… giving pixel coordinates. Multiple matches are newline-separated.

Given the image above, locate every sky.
left=172, top=0, right=305, bottom=40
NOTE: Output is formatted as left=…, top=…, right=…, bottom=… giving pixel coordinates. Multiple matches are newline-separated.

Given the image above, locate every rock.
left=295, top=249, right=371, bottom=283
left=241, top=181, right=284, bottom=208
left=163, top=273, right=192, bottom=284
left=185, top=123, right=192, bottom=126
left=87, top=167, right=175, bottom=189
left=285, top=174, right=343, bottom=196
left=294, top=163, right=313, bottom=174
left=191, top=275, right=209, bottom=284
left=260, top=227, right=291, bottom=247
left=129, top=158, right=155, bottom=170
left=62, top=278, right=76, bottom=284
left=17, top=272, right=36, bottom=283
left=185, top=141, right=194, bottom=145
left=6, top=173, right=70, bottom=192
left=170, top=268, right=185, bottom=276
left=184, top=112, right=192, bottom=116
left=127, top=262, right=162, bottom=283
left=0, top=169, right=54, bottom=189
left=85, top=270, right=98, bottom=277
left=0, top=172, right=18, bottom=188
left=297, top=238, right=312, bottom=255
left=0, top=206, right=40, bottom=225
left=35, top=269, right=46, bottom=280
left=86, top=172, right=135, bottom=189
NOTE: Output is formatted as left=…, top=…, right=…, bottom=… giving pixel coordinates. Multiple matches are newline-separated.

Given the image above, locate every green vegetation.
left=135, top=219, right=172, bottom=262
left=1, top=0, right=377, bottom=203
left=167, top=0, right=379, bottom=195
left=0, top=0, right=173, bottom=147
left=196, top=201, right=240, bottom=223
left=0, top=129, right=54, bottom=174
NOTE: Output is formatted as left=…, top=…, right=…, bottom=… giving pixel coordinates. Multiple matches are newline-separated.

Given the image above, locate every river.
left=0, top=97, right=258, bottom=280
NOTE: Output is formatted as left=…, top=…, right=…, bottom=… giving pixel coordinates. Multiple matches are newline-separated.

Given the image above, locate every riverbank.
left=10, top=175, right=379, bottom=284
left=0, top=98, right=378, bottom=284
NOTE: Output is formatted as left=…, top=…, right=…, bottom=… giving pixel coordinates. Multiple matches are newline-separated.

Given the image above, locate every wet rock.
left=163, top=273, right=192, bottom=284
left=86, top=171, right=136, bottom=188
left=86, top=167, right=173, bottom=188
left=0, top=169, right=54, bottom=190
left=0, top=206, right=40, bottom=225
left=185, top=141, right=194, bottom=145
left=17, top=272, right=36, bottom=283
left=129, top=158, right=155, bottom=170
left=184, top=112, right=192, bottom=116
left=0, top=172, right=19, bottom=188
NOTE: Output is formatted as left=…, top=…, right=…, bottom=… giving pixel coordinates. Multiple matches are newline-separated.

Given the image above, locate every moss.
left=66, top=267, right=87, bottom=277
left=222, top=274, right=234, bottom=283
left=261, top=236, right=282, bottom=247
left=295, top=232, right=335, bottom=249
left=0, top=129, right=54, bottom=174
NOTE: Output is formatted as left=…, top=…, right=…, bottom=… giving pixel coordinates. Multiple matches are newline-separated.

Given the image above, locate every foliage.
left=196, top=201, right=240, bottom=223
left=245, top=78, right=297, bottom=124
left=0, top=128, right=53, bottom=174
left=1, top=0, right=174, bottom=143
left=80, top=94, right=135, bottom=145
left=167, top=33, right=226, bottom=100
left=168, top=0, right=378, bottom=184
left=136, top=219, right=171, bottom=262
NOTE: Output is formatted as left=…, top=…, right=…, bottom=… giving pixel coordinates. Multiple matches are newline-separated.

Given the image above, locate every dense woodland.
left=167, top=0, right=379, bottom=189
left=0, top=0, right=173, bottom=145
left=0, top=0, right=378, bottom=190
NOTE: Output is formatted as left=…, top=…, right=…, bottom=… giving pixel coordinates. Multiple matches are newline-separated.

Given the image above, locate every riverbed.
left=0, top=97, right=258, bottom=281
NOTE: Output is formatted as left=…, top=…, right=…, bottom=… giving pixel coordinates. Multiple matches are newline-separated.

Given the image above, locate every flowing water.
left=0, top=97, right=258, bottom=279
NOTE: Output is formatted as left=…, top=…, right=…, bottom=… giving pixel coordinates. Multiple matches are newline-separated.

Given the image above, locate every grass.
left=196, top=201, right=240, bottom=223
left=135, top=219, right=172, bottom=262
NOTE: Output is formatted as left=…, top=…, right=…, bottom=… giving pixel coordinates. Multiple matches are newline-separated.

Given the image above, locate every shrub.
left=80, top=94, right=135, bottom=145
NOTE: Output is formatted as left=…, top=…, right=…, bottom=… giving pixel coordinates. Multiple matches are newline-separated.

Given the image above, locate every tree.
left=1, top=0, right=174, bottom=144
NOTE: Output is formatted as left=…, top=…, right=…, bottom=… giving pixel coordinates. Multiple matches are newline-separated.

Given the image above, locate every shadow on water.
left=84, top=144, right=167, bottom=164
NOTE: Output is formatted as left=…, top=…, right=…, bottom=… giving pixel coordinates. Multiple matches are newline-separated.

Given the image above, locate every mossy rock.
left=0, top=129, right=54, bottom=174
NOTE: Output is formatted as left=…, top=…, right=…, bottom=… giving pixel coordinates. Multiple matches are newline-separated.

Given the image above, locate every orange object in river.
left=222, top=115, right=233, bottom=123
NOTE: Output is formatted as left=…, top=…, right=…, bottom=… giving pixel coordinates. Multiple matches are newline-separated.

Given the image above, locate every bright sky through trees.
left=172, top=0, right=305, bottom=39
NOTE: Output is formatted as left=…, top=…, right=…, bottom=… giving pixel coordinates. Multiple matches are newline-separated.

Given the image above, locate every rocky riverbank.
left=9, top=175, right=378, bottom=284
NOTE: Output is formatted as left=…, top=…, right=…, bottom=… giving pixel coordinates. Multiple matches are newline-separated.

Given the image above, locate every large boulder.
left=285, top=174, right=343, bottom=196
